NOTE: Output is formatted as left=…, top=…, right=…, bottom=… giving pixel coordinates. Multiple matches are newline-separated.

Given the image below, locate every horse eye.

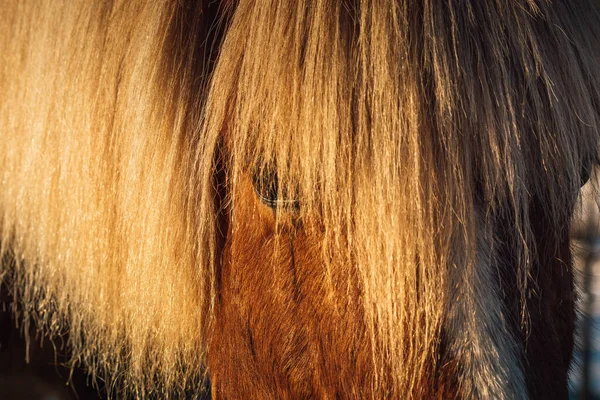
left=252, top=169, right=299, bottom=210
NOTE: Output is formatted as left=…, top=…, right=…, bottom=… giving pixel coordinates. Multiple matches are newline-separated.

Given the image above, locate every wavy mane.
left=1, top=0, right=600, bottom=398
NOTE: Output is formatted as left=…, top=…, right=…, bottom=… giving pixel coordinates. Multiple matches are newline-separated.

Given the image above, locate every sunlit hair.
left=1, top=0, right=600, bottom=398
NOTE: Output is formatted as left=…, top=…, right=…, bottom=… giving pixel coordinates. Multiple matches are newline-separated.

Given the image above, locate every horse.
left=1, top=0, right=600, bottom=398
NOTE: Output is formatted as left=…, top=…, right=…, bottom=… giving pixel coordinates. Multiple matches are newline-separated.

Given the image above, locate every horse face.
left=210, top=174, right=380, bottom=398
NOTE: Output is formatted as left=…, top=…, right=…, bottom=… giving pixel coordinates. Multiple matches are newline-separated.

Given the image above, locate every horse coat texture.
left=1, top=1, right=600, bottom=398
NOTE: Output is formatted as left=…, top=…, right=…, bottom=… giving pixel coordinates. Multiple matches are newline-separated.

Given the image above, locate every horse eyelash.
left=252, top=170, right=300, bottom=211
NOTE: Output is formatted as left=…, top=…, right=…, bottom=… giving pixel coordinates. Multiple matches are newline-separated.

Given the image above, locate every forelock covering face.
left=1, top=0, right=600, bottom=398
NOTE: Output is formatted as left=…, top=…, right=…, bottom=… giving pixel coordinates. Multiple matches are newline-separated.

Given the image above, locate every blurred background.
left=570, top=176, right=600, bottom=400
left=0, top=280, right=105, bottom=400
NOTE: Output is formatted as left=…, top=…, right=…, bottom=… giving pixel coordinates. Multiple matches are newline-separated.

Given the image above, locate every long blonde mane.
left=1, top=1, right=600, bottom=398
